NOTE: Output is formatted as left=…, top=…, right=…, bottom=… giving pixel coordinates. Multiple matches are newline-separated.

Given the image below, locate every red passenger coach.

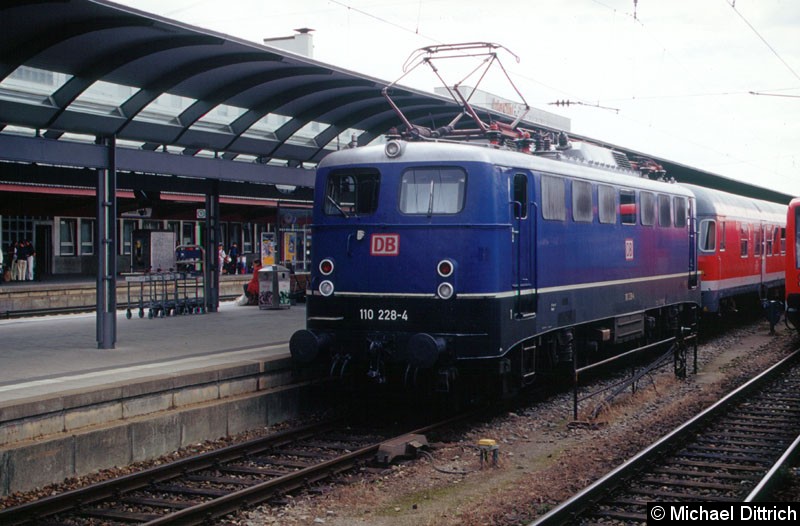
left=686, top=184, right=787, bottom=314
left=785, top=198, right=800, bottom=330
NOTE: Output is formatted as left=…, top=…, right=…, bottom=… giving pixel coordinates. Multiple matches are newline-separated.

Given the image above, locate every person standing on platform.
left=14, top=240, right=28, bottom=281
left=228, top=242, right=239, bottom=274
left=9, top=241, right=18, bottom=281
left=218, top=243, right=227, bottom=275
left=25, top=240, right=35, bottom=280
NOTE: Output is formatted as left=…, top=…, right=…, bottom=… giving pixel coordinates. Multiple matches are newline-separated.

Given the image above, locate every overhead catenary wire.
left=725, top=0, right=800, bottom=83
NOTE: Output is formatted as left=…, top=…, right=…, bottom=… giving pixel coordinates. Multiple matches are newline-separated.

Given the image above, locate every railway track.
left=0, top=414, right=464, bottom=525
left=533, top=347, right=800, bottom=525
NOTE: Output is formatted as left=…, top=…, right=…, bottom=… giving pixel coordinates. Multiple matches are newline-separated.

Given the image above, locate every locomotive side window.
left=620, top=190, right=636, bottom=225
left=399, top=167, right=465, bottom=215
left=658, top=194, right=671, bottom=227
left=598, top=184, right=616, bottom=224
left=673, top=197, right=687, bottom=228
left=513, top=173, right=527, bottom=219
left=541, top=175, right=566, bottom=221
left=640, top=192, right=656, bottom=226
left=325, top=169, right=380, bottom=216
left=699, top=220, right=716, bottom=252
left=572, top=180, right=593, bottom=222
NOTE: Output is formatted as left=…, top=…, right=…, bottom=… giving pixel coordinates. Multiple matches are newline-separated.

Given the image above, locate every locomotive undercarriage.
left=501, top=302, right=698, bottom=397
left=293, top=298, right=698, bottom=401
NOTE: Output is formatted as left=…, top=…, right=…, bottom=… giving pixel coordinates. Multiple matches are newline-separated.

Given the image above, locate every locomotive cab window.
left=513, top=173, right=527, bottom=219
left=325, top=169, right=380, bottom=217
left=400, top=167, right=466, bottom=215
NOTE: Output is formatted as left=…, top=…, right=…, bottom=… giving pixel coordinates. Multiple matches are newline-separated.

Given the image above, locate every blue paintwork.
left=300, top=140, right=699, bottom=366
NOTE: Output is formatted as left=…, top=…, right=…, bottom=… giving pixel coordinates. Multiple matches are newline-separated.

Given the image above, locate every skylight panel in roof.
left=0, top=66, right=71, bottom=105
left=115, top=138, right=146, bottom=149
left=241, top=113, right=292, bottom=140
left=135, top=93, right=197, bottom=125
left=190, top=104, right=247, bottom=133
left=0, top=125, right=38, bottom=137
left=69, top=80, right=136, bottom=116
left=288, top=120, right=330, bottom=146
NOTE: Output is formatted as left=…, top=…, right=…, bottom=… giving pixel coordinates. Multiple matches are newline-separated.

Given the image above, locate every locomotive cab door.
left=758, top=223, right=768, bottom=296
left=511, top=172, right=535, bottom=316
left=688, top=197, right=699, bottom=289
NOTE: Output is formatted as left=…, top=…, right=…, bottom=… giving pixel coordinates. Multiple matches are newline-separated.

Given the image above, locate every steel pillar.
left=96, top=136, right=117, bottom=349
left=204, top=181, right=220, bottom=313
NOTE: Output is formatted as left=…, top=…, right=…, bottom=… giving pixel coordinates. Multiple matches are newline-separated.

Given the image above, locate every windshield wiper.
left=327, top=195, right=350, bottom=218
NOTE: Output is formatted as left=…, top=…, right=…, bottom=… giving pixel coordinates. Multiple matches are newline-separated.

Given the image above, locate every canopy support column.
left=204, top=181, right=220, bottom=312
left=96, top=135, right=117, bottom=349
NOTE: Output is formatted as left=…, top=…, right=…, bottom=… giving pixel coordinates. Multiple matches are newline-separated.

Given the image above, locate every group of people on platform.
left=217, top=242, right=248, bottom=276
left=2, top=240, right=36, bottom=283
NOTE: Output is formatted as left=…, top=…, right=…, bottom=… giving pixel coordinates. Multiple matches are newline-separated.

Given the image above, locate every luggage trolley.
left=147, top=271, right=170, bottom=318
left=125, top=274, right=147, bottom=319
left=125, top=271, right=169, bottom=319
left=175, top=245, right=206, bottom=314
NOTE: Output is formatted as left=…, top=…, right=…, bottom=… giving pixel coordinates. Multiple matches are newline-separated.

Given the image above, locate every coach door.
left=512, top=172, right=535, bottom=316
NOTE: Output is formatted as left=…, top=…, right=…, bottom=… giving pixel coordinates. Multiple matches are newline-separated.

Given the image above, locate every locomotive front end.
left=290, top=141, right=508, bottom=390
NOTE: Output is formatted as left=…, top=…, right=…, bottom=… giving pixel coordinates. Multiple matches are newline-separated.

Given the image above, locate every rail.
left=531, top=347, right=800, bottom=525
left=0, top=411, right=477, bottom=525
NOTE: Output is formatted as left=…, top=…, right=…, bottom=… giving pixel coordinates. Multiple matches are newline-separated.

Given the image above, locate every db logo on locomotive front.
left=371, top=233, right=399, bottom=256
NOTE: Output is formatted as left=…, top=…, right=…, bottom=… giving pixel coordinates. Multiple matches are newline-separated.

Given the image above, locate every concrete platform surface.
left=0, top=301, right=303, bottom=404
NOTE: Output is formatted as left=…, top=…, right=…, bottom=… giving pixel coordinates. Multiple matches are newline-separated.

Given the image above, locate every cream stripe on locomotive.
left=321, top=272, right=691, bottom=299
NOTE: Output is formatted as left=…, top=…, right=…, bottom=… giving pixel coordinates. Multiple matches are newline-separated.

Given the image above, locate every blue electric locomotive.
left=290, top=137, right=701, bottom=393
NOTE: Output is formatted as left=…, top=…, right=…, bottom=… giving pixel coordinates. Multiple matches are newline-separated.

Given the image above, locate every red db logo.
left=371, top=234, right=399, bottom=256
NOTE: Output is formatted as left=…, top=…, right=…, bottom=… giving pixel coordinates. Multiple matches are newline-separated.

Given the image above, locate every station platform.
left=0, top=299, right=302, bottom=403
left=0, top=294, right=322, bottom=496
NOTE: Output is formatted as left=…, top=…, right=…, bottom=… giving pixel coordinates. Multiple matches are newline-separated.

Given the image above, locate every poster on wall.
left=260, top=232, right=275, bottom=266
left=283, top=232, right=296, bottom=263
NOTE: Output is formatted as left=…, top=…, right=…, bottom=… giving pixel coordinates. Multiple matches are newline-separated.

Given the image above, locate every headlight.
left=320, top=259, right=334, bottom=275
left=437, top=259, right=454, bottom=277
left=437, top=282, right=454, bottom=300
left=385, top=139, right=405, bottom=158
left=319, top=280, right=335, bottom=297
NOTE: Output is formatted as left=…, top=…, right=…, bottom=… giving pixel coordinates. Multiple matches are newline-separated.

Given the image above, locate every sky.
left=115, top=0, right=800, bottom=196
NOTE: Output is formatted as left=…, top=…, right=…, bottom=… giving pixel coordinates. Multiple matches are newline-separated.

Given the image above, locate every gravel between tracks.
left=237, top=318, right=799, bottom=526
left=1, top=317, right=797, bottom=525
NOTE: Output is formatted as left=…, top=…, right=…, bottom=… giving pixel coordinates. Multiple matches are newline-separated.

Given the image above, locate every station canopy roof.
left=0, top=0, right=791, bottom=203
